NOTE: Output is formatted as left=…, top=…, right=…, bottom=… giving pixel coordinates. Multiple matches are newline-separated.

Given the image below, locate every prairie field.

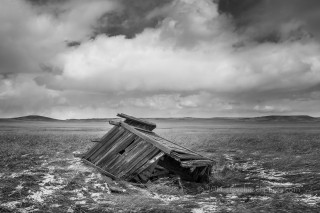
left=1, top=118, right=320, bottom=212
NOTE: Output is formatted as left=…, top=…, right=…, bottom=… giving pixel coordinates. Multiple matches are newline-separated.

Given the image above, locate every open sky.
left=0, top=0, right=320, bottom=119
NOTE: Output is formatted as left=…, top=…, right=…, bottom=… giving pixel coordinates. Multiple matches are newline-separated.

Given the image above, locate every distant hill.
left=11, top=115, right=61, bottom=121
left=0, top=115, right=116, bottom=122
left=240, top=115, right=319, bottom=122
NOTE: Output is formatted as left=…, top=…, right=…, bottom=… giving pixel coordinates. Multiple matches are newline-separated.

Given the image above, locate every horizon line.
left=1, top=114, right=319, bottom=120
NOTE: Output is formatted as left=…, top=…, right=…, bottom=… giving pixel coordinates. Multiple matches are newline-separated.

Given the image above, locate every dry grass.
left=1, top=120, right=320, bottom=212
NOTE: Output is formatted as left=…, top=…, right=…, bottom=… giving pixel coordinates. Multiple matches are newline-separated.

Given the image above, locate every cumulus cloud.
left=37, top=32, right=320, bottom=94
left=0, top=74, right=64, bottom=116
left=1, top=0, right=320, bottom=118
left=0, top=0, right=119, bottom=75
left=37, top=0, right=320, bottom=96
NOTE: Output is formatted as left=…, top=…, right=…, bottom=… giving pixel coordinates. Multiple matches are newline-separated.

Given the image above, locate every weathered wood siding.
left=83, top=126, right=161, bottom=180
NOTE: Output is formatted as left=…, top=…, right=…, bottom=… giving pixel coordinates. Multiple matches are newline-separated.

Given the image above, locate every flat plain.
left=1, top=117, right=320, bottom=212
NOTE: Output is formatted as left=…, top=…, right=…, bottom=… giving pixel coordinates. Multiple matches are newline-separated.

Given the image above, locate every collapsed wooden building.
left=82, top=113, right=215, bottom=183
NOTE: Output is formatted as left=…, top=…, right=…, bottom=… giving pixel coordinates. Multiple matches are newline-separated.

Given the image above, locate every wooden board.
left=116, top=141, right=156, bottom=178
left=117, top=113, right=156, bottom=131
left=101, top=139, right=142, bottom=171
left=105, top=138, right=142, bottom=175
left=100, top=154, right=123, bottom=171
left=119, top=148, right=159, bottom=178
left=90, top=133, right=128, bottom=164
left=134, top=152, right=165, bottom=175
left=89, top=129, right=127, bottom=163
left=110, top=121, right=154, bottom=133
left=95, top=133, right=136, bottom=166
left=86, top=127, right=124, bottom=162
left=103, top=138, right=146, bottom=173
left=106, top=140, right=148, bottom=176
left=83, top=126, right=119, bottom=159
left=120, top=122, right=172, bottom=154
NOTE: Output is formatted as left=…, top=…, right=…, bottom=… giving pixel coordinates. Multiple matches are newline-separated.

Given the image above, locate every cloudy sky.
left=0, top=0, right=320, bottom=118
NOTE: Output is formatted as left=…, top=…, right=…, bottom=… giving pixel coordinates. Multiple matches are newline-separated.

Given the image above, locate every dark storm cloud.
left=25, top=0, right=174, bottom=39
left=218, top=0, right=260, bottom=20
left=218, top=0, right=320, bottom=42
left=94, top=0, right=173, bottom=38
left=26, top=0, right=68, bottom=5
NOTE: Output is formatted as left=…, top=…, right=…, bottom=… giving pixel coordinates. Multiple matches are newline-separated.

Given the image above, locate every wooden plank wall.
left=83, top=126, right=161, bottom=180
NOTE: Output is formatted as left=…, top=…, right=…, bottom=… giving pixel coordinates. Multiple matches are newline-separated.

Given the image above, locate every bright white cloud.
left=0, top=0, right=118, bottom=74
left=38, top=0, right=320, bottom=96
